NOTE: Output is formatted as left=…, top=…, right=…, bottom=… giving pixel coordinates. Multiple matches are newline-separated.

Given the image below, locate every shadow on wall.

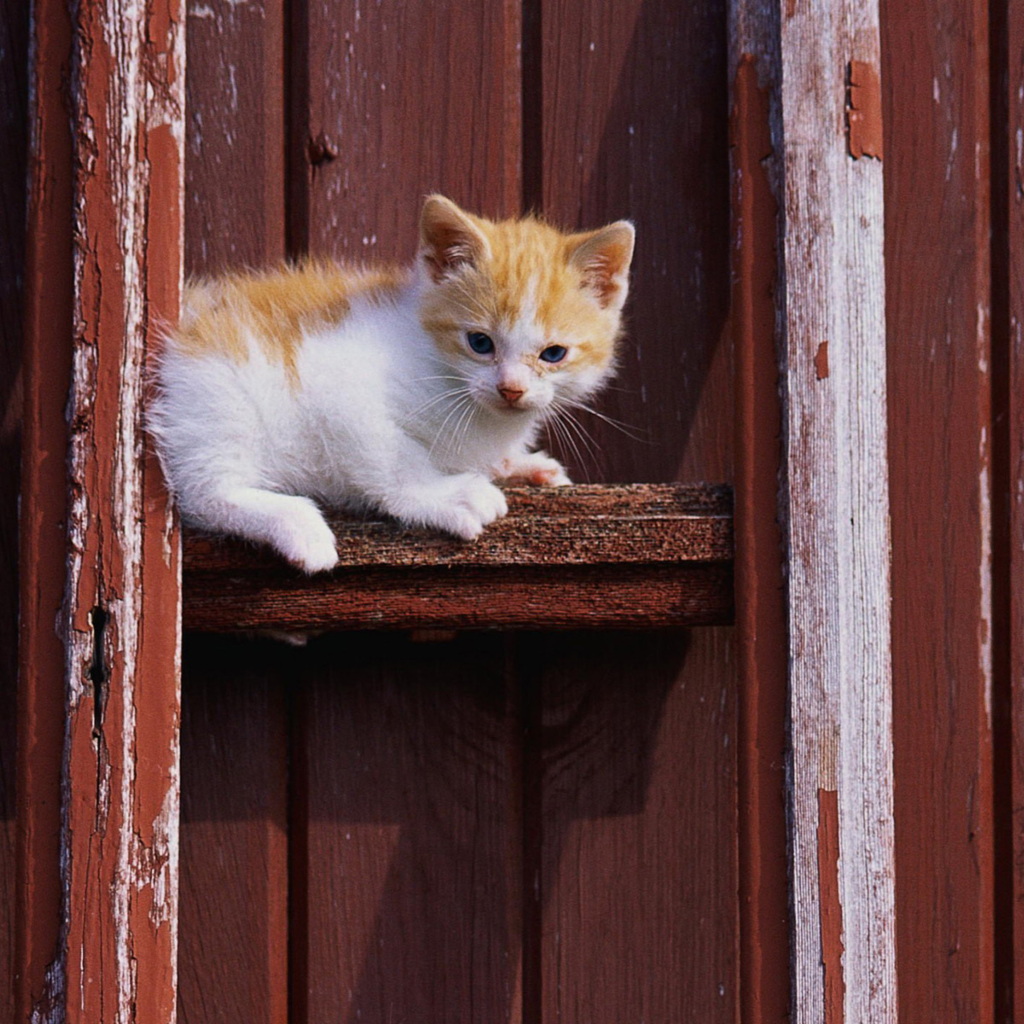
left=538, top=0, right=730, bottom=485
left=180, top=628, right=691, bottom=1024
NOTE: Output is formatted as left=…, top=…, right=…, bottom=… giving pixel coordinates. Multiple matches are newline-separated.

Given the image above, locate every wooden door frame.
left=15, top=0, right=900, bottom=1021
left=729, top=2, right=897, bottom=1022
left=18, top=1, right=184, bottom=1021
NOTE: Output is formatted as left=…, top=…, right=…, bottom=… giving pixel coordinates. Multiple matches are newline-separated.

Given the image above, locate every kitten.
left=149, top=196, right=634, bottom=572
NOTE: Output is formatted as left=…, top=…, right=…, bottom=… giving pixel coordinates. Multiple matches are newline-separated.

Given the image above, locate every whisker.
left=559, top=399, right=651, bottom=444
left=402, top=386, right=470, bottom=422
left=428, top=394, right=473, bottom=461
left=408, top=374, right=467, bottom=385
left=557, top=407, right=601, bottom=464
left=452, top=400, right=479, bottom=457
left=559, top=416, right=597, bottom=482
left=545, top=408, right=596, bottom=481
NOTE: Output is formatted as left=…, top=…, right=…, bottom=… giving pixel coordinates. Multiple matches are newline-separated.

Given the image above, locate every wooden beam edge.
left=181, top=483, right=734, bottom=632
left=183, top=483, right=734, bottom=571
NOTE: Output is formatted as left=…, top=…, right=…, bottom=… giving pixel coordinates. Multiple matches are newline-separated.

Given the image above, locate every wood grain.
left=536, top=4, right=737, bottom=1022
left=17, top=0, right=78, bottom=1019
left=730, top=2, right=898, bottom=1020
left=292, top=0, right=521, bottom=261
left=186, top=563, right=732, bottom=633
left=538, top=0, right=731, bottom=485
left=530, top=631, right=737, bottom=1023
left=778, top=2, right=897, bottom=1018
left=293, top=634, right=520, bottom=1024
left=182, top=485, right=734, bottom=632
left=289, top=10, right=526, bottom=1024
left=996, top=0, right=1022, bottom=1015
left=177, top=2, right=291, bottom=1020
left=882, top=1, right=996, bottom=1020
left=180, top=1, right=738, bottom=1018
left=729, top=39, right=791, bottom=1024
left=186, top=0, right=285, bottom=275
left=52, top=3, right=184, bottom=1021
left=0, top=0, right=27, bottom=1018
left=185, top=484, right=732, bottom=569
left=178, top=639, right=288, bottom=1024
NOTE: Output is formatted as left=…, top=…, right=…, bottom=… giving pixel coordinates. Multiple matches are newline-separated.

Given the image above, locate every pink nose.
left=498, top=386, right=525, bottom=405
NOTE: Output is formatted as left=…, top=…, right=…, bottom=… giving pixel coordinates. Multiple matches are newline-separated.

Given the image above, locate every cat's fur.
left=149, top=196, right=634, bottom=572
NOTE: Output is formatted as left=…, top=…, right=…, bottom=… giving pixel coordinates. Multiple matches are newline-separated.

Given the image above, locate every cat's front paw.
left=447, top=475, right=508, bottom=539
left=495, top=451, right=572, bottom=487
left=270, top=498, right=339, bottom=573
left=395, top=473, right=508, bottom=540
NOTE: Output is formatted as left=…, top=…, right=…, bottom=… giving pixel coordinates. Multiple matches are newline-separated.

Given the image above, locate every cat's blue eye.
left=467, top=332, right=495, bottom=355
left=539, top=345, right=568, bottom=364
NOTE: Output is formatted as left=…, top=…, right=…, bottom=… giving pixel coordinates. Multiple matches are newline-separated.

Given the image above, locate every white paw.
left=396, top=473, right=508, bottom=540
left=496, top=451, right=572, bottom=487
left=269, top=499, right=338, bottom=573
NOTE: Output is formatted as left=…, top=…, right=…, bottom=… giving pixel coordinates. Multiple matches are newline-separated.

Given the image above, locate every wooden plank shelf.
left=182, top=483, right=734, bottom=632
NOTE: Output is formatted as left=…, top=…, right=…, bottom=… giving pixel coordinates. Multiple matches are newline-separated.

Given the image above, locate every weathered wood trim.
left=20, top=1, right=185, bottom=1021
left=883, top=1, right=995, bottom=1016
left=181, top=484, right=733, bottom=632
left=1004, top=0, right=1024, bottom=1010
left=782, top=4, right=897, bottom=1020
left=17, top=0, right=75, bottom=1018
left=185, top=484, right=732, bottom=569
left=730, top=1, right=897, bottom=1020
left=728, top=19, right=791, bottom=1023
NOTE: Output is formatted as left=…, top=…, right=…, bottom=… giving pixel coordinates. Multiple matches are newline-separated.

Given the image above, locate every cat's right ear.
left=419, top=195, right=491, bottom=283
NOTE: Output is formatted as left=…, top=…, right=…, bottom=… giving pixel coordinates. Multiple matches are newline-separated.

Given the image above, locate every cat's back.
left=170, top=260, right=409, bottom=379
left=150, top=260, right=412, bottom=504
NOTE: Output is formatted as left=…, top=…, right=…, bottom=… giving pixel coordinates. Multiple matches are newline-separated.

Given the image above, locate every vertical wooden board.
left=531, top=631, right=737, bottom=1023
left=178, top=2, right=290, bottom=1020
left=52, top=1, right=185, bottom=1020
left=0, top=0, right=28, bottom=1018
left=881, top=1, right=995, bottom=1020
left=778, top=2, right=895, bottom=1019
left=17, top=0, right=74, bottom=1017
left=290, top=8, right=525, bottom=1021
left=295, top=0, right=521, bottom=261
left=293, top=634, right=521, bottom=1024
left=185, top=0, right=285, bottom=275
left=178, top=638, right=288, bottom=1024
left=538, top=0, right=732, bottom=484
left=1003, top=0, right=1024, bottom=1014
left=535, top=3, right=737, bottom=1020
left=729, top=43, right=791, bottom=1024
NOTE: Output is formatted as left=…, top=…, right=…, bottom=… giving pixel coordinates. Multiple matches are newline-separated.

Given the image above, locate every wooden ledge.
left=182, top=483, right=734, bottom=632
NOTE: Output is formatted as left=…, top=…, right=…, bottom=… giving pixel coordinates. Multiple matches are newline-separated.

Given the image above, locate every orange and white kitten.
left=149, top=196, right=634, bottom=572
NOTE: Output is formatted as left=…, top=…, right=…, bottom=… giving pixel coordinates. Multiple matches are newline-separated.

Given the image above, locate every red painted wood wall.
left=0, top=2, right=27, bottom=1021
left=181, top=2, right=735, bottom=1021
left=1, top=0, right=1022, bottom=1020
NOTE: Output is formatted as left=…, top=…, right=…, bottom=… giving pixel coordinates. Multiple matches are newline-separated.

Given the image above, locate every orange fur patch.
left=177, top=261, right=407, bottom=381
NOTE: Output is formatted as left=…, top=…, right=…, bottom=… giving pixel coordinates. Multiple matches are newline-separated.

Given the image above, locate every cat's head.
left=416, top=195, right=634, bottom=419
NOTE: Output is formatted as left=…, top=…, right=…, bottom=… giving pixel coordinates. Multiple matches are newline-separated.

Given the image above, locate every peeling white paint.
left=763, top=3, right=897, bottom=1021
left=54, top=2, right=184, bottom=1021
left=979, top=426, right=992, bottom=726
left=977, top=296, right=992, bottom=726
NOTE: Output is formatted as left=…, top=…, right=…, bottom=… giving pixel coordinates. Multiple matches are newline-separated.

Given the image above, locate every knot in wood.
left=307, top=131, right=339, bottom=167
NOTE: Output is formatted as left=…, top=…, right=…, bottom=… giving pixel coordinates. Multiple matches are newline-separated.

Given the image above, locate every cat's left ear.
left=567, top=221, right=636, bottom=311
left=420, top=195, right=492, bottom=283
